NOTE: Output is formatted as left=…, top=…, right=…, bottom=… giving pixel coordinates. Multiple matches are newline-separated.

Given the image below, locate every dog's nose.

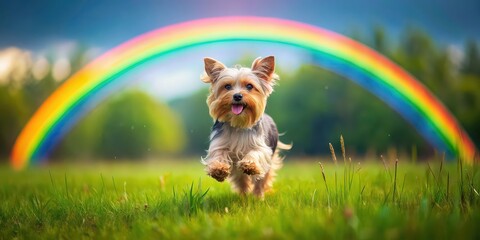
left=233, top=93, right=243, bottom=101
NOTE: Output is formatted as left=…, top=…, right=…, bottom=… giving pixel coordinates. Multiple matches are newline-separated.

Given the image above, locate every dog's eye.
left=246, top=84, right=253, bottom=91
left=225, top=84, right=232, bottom=90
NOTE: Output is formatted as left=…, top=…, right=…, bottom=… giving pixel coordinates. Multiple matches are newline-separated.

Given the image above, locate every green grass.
left=0, top=158, right=479, bottom=239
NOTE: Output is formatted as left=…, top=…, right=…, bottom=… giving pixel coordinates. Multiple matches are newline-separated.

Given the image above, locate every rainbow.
left=11, top=16, right=477, bottom=169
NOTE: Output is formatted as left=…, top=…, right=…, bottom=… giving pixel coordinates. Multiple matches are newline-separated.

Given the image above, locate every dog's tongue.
left=232, top=104, right=244, bottom=115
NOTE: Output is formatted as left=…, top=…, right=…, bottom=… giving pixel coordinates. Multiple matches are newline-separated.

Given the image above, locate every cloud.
left=52, top=57, right=71, bottom=82
left=0, top=47, right=32, bottom=86
left=447, top=44, right=465, bottom=70
left=32, top=56, right=50, bottom=80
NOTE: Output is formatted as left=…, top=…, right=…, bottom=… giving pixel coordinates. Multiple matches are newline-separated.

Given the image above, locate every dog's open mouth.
left=231, top=103, right=245, bottom=115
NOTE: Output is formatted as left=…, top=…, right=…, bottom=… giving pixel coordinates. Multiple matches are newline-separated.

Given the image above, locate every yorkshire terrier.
left=201, top=56, right=290, bottom=197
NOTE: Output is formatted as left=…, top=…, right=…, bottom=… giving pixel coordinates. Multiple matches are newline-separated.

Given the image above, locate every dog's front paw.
left=238, top=161, right=262, bottom=176
left=206, top=161, right=231, bottom=182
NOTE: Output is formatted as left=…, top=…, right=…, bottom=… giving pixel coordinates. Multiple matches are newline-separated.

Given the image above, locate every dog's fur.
left=201, top=56, right=290, bottom=198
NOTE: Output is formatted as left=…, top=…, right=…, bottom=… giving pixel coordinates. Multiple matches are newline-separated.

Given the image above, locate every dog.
left=201, top=56, right=290, bottom=197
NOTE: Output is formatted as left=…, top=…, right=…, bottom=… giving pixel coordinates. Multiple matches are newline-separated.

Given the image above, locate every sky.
left=0, top=0, right=479, bottom=99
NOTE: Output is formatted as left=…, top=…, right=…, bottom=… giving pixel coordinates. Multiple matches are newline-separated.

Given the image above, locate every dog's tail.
left=277, top=141, right=292, bottom=151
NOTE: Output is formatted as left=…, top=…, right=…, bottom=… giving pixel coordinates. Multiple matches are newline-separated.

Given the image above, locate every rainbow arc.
left=11, top=17, right=477, bottom=169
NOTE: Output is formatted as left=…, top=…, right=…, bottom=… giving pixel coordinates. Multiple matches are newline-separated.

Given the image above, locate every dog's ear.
left=202, top=57, right=226, bottom=83
left=251, top=56, right=275, bottom=82
left=251, top=57, right=262, bottom=69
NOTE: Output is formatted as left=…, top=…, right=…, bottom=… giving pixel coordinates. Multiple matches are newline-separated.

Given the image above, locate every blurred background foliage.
left=0, top=27, right=479, bottom=161
left=53, top=90, right=186, bottom=160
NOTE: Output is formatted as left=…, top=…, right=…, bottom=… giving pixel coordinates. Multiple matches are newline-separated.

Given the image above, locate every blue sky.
left=1, top=0, right=479, bottom=49
left=1, top=0, right=479, bottom=99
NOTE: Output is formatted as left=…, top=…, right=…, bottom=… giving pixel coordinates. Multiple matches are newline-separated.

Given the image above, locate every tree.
left=169, top=88, right=212, bottom=155
left=372, top=26, right=389, bottom=55
left=462, top=40, right=480, bottom=76
left=0, top=87, right=29, bottom=159
left=267, top=64, right=428, bottom=157
left=54, top=90, right=186, bottom=159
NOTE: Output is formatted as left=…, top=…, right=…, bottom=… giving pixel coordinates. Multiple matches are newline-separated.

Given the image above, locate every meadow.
left=1, top=157, right=479, bottom=239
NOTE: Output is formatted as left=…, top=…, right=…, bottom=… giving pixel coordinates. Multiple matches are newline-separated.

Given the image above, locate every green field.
left=1, top=158, right=479, bottom=239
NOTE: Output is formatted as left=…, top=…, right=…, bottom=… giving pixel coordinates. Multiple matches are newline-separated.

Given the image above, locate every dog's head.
left=202, top=56, right=278, bottom=128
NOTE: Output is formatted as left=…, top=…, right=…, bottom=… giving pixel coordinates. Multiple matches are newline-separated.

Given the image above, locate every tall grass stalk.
left=340, top=135, right=346, bottom=164
left=112, top=176, right=119, bottom=196
left=458, top=155, right=465, bottom=207
left=64, top=173, right=69, bottom=199
left=319, top=162, right=331, bottom=209
left=381, top=155, right=392, bottom=180
left=328, top=136, right=361, bottom=204
left=340, top=135, right=348, bottom=200
left=329, top=142, right=339, bottom=204
left=329, top=143, right=338, bottom=166
left=446, top=172, right=450, bottom=201
left=393, top=159, right=398, bottom=204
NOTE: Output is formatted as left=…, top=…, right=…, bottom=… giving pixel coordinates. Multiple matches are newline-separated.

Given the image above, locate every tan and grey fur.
left=201, top=56, right=290, bottom=197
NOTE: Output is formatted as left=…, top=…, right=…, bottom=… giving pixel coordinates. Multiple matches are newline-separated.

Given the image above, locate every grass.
left=0, top=158, right=479, bottom=239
